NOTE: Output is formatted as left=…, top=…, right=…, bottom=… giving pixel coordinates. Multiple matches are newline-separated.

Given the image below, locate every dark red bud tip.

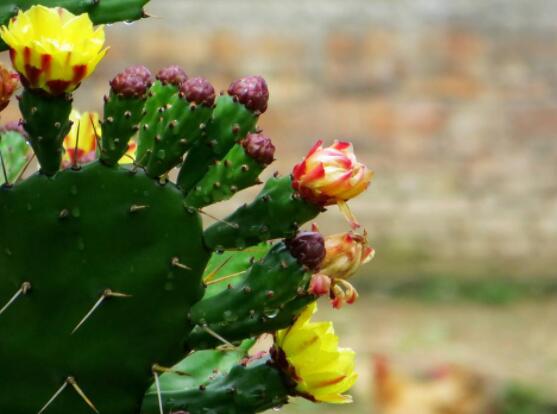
left=227, top=75, right=269, bottom=113
left=110, top=65, right=153, bottom=98
left=156, top=65, right=188, bottom=87
left=242, top=133, right=275, bottom=165
left=0, top=119, right=27, bottom=137
left=180, top=77, right=215, bottom=106
left=285, top=231, right=325, bottom=270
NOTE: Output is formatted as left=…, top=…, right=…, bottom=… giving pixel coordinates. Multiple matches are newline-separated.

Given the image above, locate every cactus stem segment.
left=71, top=289, right=132, bottom=334
left=204, top=270, right=247, bottom=286
left=171, top=257, right=191, bottom=270
left=0, top=281, right=31, bottom=317
left=201, top=324, right=236, bottom=349
left=66, top=377, right=100, bottom=414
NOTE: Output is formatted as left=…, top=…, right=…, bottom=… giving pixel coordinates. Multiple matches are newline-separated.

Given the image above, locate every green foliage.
left=501, top=384, right=556, bottom=414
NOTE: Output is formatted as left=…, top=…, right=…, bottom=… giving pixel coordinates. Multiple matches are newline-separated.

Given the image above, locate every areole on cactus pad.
left=0, top=3, right=374, bottom=414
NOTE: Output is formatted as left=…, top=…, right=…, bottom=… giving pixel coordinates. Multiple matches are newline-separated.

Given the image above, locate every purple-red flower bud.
left=156, top=65, right=188, bottom=87
left=241, top=133, right=275, bottom=165
left=285, top=231, right=325, bottom=270
left=110, top=65, right=153, bottom=98
left=180, top=77, right=215, bottom=107
left=227, top=75, right=269, bottom=114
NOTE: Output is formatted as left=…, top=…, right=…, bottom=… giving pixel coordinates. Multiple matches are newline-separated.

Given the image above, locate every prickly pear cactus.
left=0, top=3, right=375, bottom=414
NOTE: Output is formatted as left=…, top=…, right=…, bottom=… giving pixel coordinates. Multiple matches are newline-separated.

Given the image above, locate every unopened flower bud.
left=228, top=75, right=269, bottom=113
left=285, top=231, right=325, bottom=270
left=242, top=133, right=275, bottom=165
left=110, top=65, right=153, bottom=98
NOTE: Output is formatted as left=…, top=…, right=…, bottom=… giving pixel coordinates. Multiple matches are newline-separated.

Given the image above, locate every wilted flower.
left=273, top=302, right=358, bottom=403
left=0, top=64, right=18, bottom=112
left=292, top=140, right=372, bottom=207
left=308, top=227, right=374, bottom=308
left=321, top=232, right=374, bottom=280
left=1, top=5, right=107, bottom=95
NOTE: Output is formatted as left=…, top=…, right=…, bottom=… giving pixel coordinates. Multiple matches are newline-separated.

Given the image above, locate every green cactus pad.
left=0, top=0, right=150, bottom=50
left=177, top=95, right=258, bottom=192
left=19, top=88, right=72, bottom=176
left=0, top=130, right=31, bottom=185
left=203, top=175, right=322, bottom=250
left=186, top=241, right=312, bottom=349
left=136, top=80, right=179, bottom=165
left=142, top=353, right=289, bottom=414
left=100, top=91, right=146, bottom=165
left=0, top=161, right=209, bottom=414
left=145, top=93, right=213, bottom=178
left=185, top=143, right=266, bottom=208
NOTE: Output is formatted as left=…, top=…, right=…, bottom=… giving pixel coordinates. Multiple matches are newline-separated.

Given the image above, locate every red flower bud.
left=242, top=133, right=275, bottom=165
left=228, top=75, right=269, bottom=113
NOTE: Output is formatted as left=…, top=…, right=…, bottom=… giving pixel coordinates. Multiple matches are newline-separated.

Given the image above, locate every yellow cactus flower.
left=62, top=110, right=99, bottom=167
left=1, top=5, right=107, bottom=95
left=273, top=303, right=357, bottom=404
left=62, top=110, right=135, bottom=167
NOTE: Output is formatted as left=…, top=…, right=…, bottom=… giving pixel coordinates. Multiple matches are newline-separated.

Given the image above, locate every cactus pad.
left=0, top=161, right=209, bottom=413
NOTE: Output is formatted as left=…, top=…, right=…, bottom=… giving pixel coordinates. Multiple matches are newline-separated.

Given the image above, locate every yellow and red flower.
left=62, top=110, right=99, bottom=167
left=0, top=5, right=107, bottom=95
left=273, top=303, right=357, bottom=404
left=0, top=63, right=18, bottom=112
left=292, top=140, right=372, bottom=206
left=62, top=110, right=136, bottom=167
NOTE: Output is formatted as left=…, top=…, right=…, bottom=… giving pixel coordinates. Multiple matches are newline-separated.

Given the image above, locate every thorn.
left=152, top=368, right=164, bottom=414
left=198, top=210, right=239, bottom=230
left=66, top=377, right=99, bottom=414
left=0, top=282, right=31, bottom=317
left=129, top=204, right=149, bottom=213
left=171, top=257, right=191, bottom=270
left=201, top=325, right=237, bottom=349
left=124, top=110, right=132, bottom=119
left=202, top=256, right=232, bottom=283
left=37, top=380, right=68, bottom=414
left=71, top=289, right=131, bottom=334
left=59, top=209, right=70, bottom=219
left=90, top=114, right=101, bottom=153
left=14, top=153, right=36, bottom=183
left=0, top=149, right=10, bottom=186
left=205, top=270, right=247, bottom=286
left=122, top=153, right=136, bottom=163
left=152, top=363, right=191, bottom=376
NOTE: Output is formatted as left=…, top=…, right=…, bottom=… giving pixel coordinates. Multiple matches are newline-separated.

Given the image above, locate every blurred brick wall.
left=2, top=0, right=556, bottom=278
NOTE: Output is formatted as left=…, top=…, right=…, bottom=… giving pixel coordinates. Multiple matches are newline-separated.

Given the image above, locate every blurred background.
left=2, top=0, right=557, bottom=412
